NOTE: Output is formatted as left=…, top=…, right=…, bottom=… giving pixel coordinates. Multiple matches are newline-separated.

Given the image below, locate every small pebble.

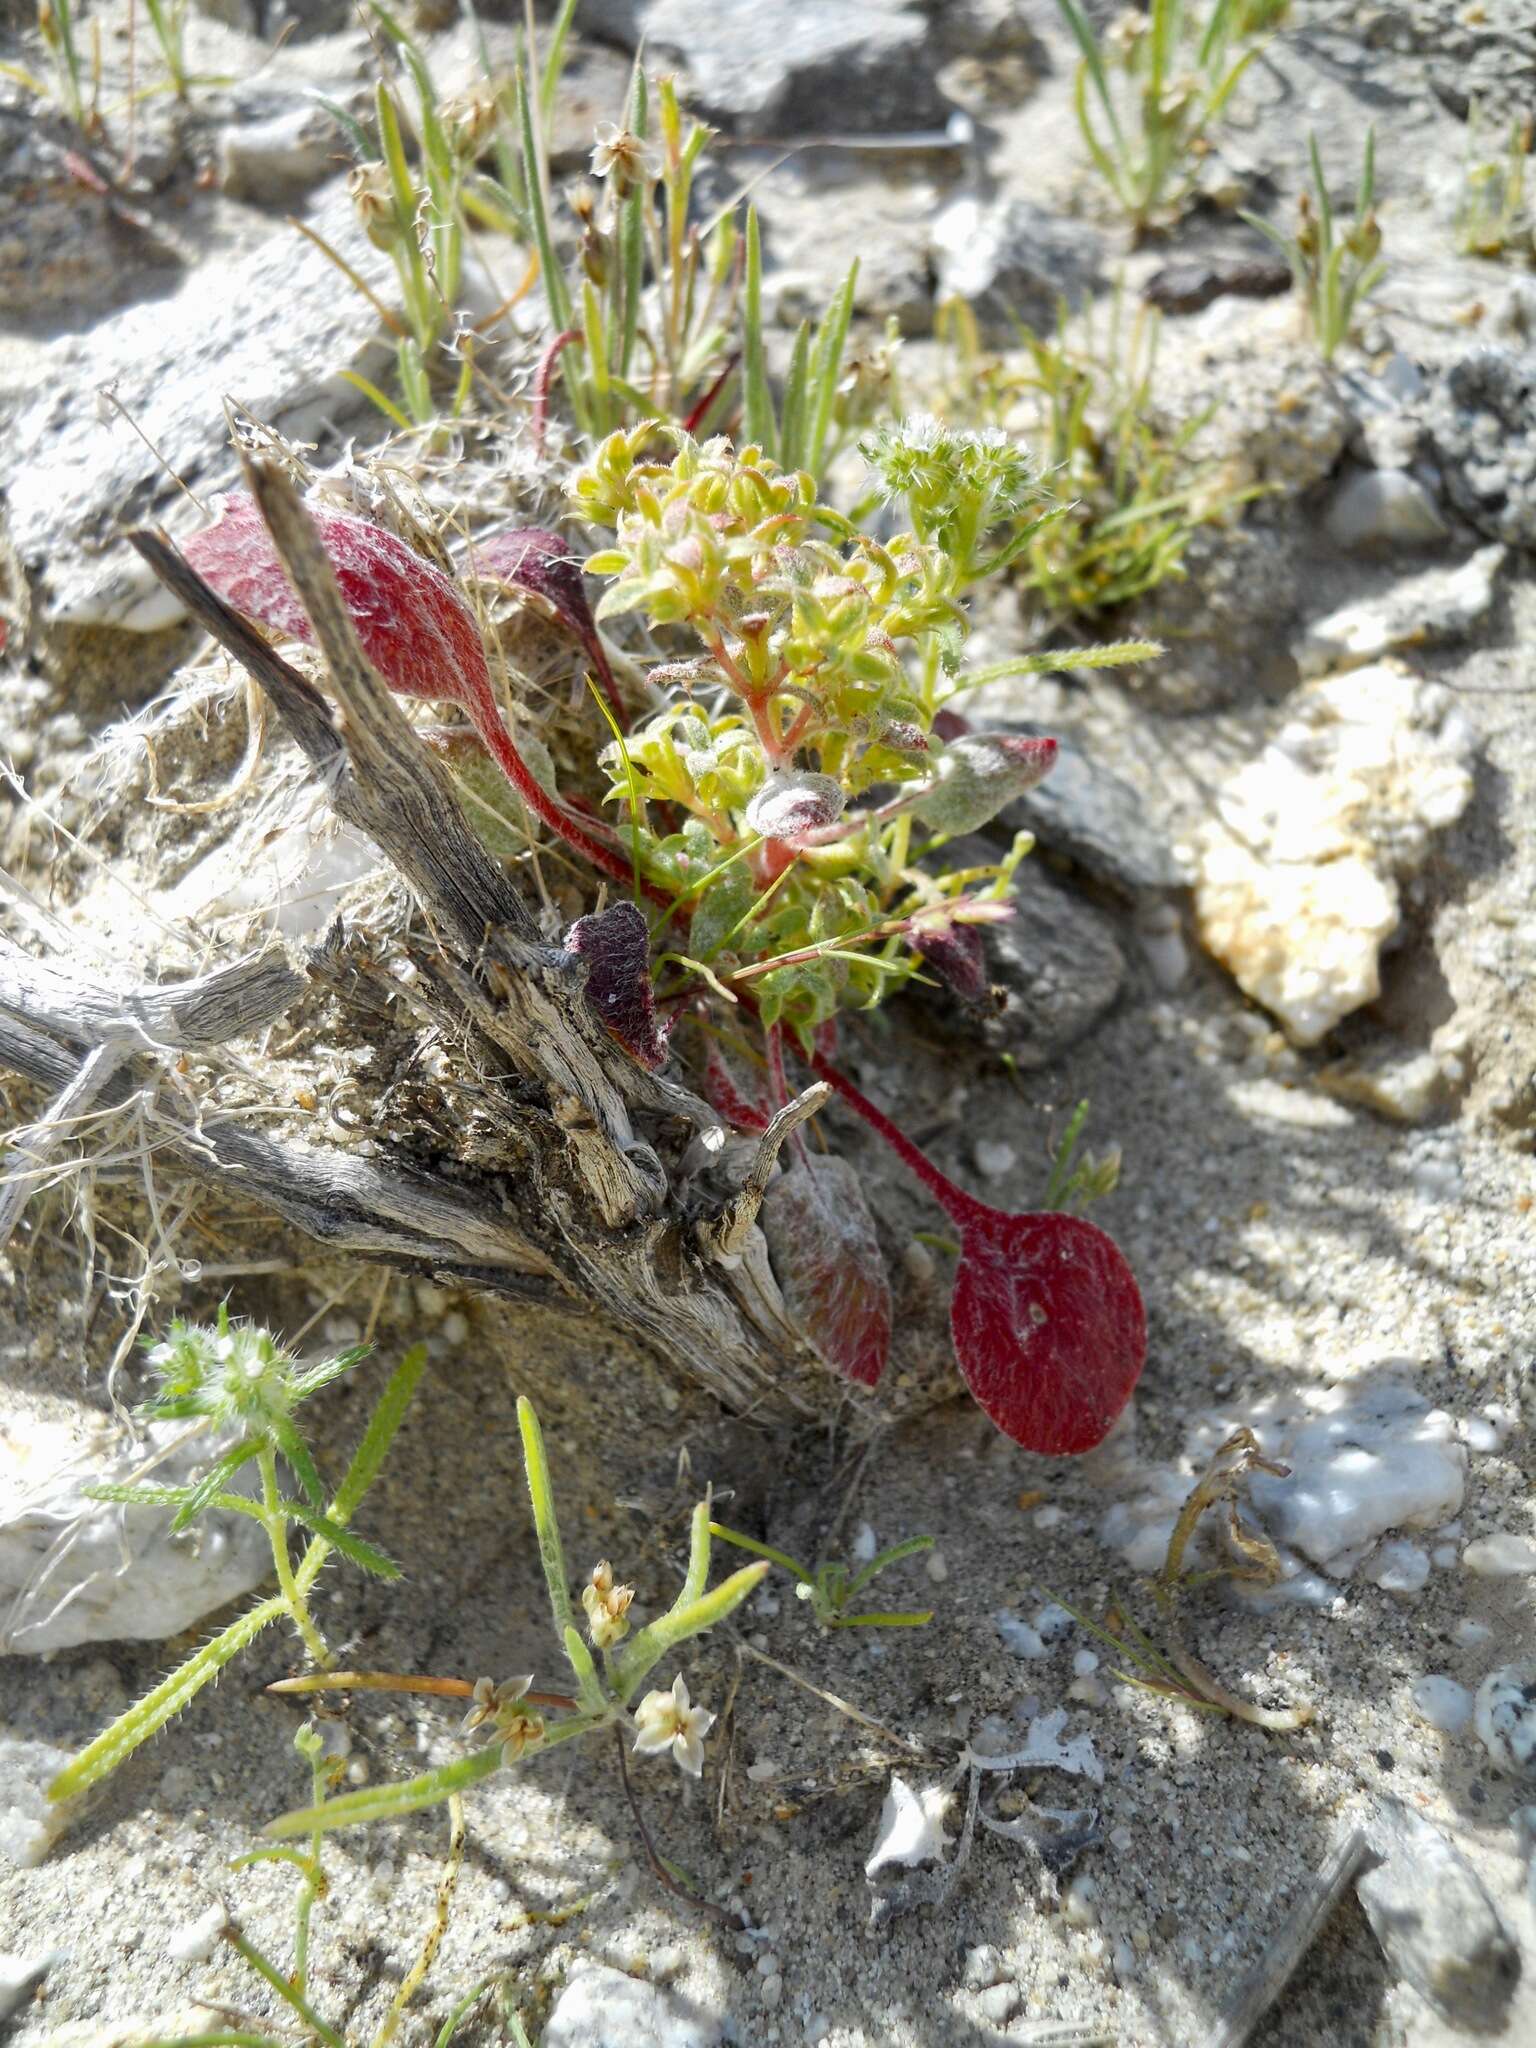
left=851, top=1522, right=877, bottom=1564
left=0, top=1951, right=63, bottom=2025
left=962, top=1944, right=1005, bottom=1990
left=1464, top=1533, right=1536, bottom=1577
left=975, top=1139, right=1016, bottom=1180
left=1455, top=1618, right=1495, bottom=1649
left=1073, top=1650, right=1101, bottom=1678
left=977, top=1982, right=1019, bottom=2024
left=440, top=1310, right=469, bottom=1347
left=1412, top=1676, right=1473, bottom=1734
left=1034, top=1505, right=1065, bottom=1531
left=1064, top=1875, right=1101, bottom=1928
left=760, top=1973, right=783, bottom=2012
left=1365, top=1539, right=1430, bottom=1594
left=925, top=1549, right=949, bottom=1584
left=165, top=1903, right=227, bottom=1963
left=995, top=1611, right=1046, bottom=1658
left=1475, top=1665, right=1536, bottom=1777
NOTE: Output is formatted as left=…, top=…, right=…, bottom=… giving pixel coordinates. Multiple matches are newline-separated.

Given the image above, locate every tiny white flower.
left=460, top=1673, right=533, bottom=1735
left=632, top=1673, right=716, bottom=1777
left=589, top=122, right=661, bottom=186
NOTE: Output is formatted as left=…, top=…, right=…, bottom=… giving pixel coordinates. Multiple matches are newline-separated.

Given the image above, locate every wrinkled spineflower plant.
left=180, top=416, right=1155, bottom=1455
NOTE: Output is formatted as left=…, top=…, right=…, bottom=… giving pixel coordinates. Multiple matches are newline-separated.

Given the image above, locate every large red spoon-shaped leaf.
left=805, top=1051, right=1146, bottom=1453
left=949, top=1209, right=1146, bottom=1456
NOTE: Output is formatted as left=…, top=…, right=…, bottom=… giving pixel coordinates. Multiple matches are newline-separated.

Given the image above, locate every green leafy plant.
left=937, top=292, right=1257, bottom=619
left=1455, top=106, right=1533, bottom=260
left=123, top=1721, right=491, bottom=2048
left=49, top=1319, right=424, bottom=1804
left=0, top=0, right=97, bottom=132
left=568, top=418, right=1156, bottom=1040
left=256, top=1399, right=766, bottom=1879
left=710, top=1524, right=935, bottom=1628
left=1056, top=0, right=1281, bottom=236
left=1242, top=130, right=1385, bottom=359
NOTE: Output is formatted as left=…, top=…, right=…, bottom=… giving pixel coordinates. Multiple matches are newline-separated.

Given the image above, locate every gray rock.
left=542, top=1964, right=725, bottom=2048
left=0, top=1738, right=77, bottom=1869
left=1475, top=1664, right=1536, bottom=1777
left=1357, top=1798, right=1520, bottom=2029
left=220, top=101, right=345, bottom=204
left=930, top=194, right=1103, bottom=344
left=995, top=730, right=1185, bottom=895
left=1295, top=544, right=1506, bottom=678
left=1427, top=347, right=1536, bottom=548
left=1325, top=469, right=1447, bottom=550
left=576, top=1, right=946, bottom=138
left=1, top=183, right=398, bottom=635
left=980, top=868, right=1126, bottom=1069
left=0, top=1409, right=271, bottom=1656
left=0, top=102, right=184, bottom=324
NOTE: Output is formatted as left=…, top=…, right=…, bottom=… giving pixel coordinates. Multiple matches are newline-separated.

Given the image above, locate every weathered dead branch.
left=0, top=455, right=851, bottom=1420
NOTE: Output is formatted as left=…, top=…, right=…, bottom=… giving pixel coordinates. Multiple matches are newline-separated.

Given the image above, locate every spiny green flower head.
left=143, top=1307, right=367, bottom=1437
left=860, top=412, right=1050, bottom=566
left=566, top=425, right=1050, bottom=1038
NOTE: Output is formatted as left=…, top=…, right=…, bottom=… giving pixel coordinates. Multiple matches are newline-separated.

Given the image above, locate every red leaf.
left=701, top=1042, right=770, bottom=1133
left=950, top=1211, right=1146, bottom=1456
left=758, top=1155, right=892, bottom=1388
left=465, top=527, right=627, bottom=729
left=183, top=492, right=643, bottom=897
left=564, top=900, right=668, bottom=1070
left=184, top=492, right=494, bottom=717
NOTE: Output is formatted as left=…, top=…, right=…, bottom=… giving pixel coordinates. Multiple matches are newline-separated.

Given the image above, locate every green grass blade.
left=263, top=1741, right=505, bottom=1838
left=806, top=259, right=858, bottom=474
left=776, top=318, right=812, bottom=473
left=1055, top=0, right=1127, bottom=157
left=517, top=1398, right=576, bottom=1643
left=742, top=207, right=775, bottom=454
left=539, top=0, right=581, bottom=127
left=50, top=1597, right=285, bottom=1800
left=845, top=1533, right=934, bottom=1601
left=516, top=67, right=572, bottom=332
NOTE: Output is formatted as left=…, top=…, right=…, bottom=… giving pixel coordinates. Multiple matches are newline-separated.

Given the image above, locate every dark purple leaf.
left=466, top=527, right=626, bottom=729
left=564, top=900, right=669, bottom=1070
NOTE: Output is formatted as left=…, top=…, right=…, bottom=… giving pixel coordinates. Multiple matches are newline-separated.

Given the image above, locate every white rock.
left=1455, top=1618, right=1496, bottom=1649
left=970, top=1708, right=1104, bottom=1784
left=1246, top=1382, right=1466, bottom=1572
left=0, top=1739, right=77, bottom=1868
left=1295, top=545, right=1505, bottom=678
left=0, top=1408, right=271, bottom=1656
left=974, top=1139, right=1017, bottom=1180
left=1475, top=1667, right=1536, bottom=1777
left=1363, top=1538, right=1431, bottom=1593
left=995, top=1611, right=1047, bottom=1658
left=1463, top=1532, right=1536, bottom=1577
left=1317, top=1050, right=1450, bottom=1124
left=542, top=1964, right=725, bottom=2048
left=865, top=1774, right=951, bottom=1874
left=1193, top=665, right=1475, bottom=1044
left=0, top=1947, right=63, bottom=2023
left=1063, top=1874, right=1101, bottom=1928
left=160, top=796, right=381, bottom=944
left=165, top=1904, right=228, bottom=1963
left=1411, top=1676, right=1473, bottom=1734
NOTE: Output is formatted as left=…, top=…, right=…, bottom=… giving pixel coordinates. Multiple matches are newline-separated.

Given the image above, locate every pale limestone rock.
left=1194, top=665, right=1475, bottom=1044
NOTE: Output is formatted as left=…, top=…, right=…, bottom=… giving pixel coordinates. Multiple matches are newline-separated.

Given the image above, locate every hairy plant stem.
left=223, top=1928, right=345, bottom=2048
left=257, top=1443, right=330, bottom=1668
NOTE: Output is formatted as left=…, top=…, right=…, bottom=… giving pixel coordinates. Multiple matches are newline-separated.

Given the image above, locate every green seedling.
left=1, top=0, right=96, bottom=133
left=49, top=1319, right=424, bottom=1804
left=937, top=292, right=1259, bottom=619
left=257, top=1399, right=766, bottom=1918
left=124, top=1722, right=486, bottom=2048
left=1242, top=130, right=1385, bottom=359
left=710, top=1524, right=935, bottom=1629
left=1455, top=106, right=1533, bottom=260
left=1056, top=0, right=1281, bottom=236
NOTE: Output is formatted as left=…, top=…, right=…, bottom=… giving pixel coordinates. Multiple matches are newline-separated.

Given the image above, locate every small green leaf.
left=742, top=208, right=775, bottom=454
left=330, top=1344, right=427, bottom=1528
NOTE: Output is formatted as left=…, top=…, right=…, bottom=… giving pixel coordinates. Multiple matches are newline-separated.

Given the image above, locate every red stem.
left=682, top=352, right=740, bottom=436
left=807, top=1048, right=987, bottom=1234
left=458, top=672, right=670, bottom=904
